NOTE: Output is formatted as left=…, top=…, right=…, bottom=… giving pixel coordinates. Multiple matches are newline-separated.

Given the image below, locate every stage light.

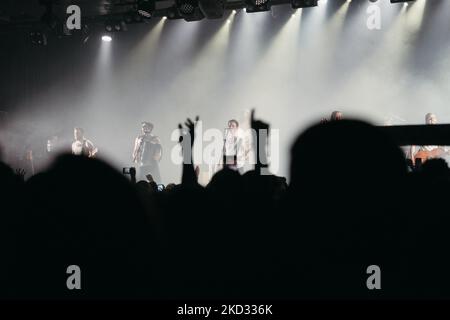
left=176, top=0, right=205, bottom=21
left=198, top=0, right=225, bottom=19
left=105, top=20, right=127, bottom=32
left=123, top=12, right=143, bottom=24
left=180, top=2, right=196, bottom=15
left=165, top=6, right=183, bottom=19
left=102, top=35, right=112, bottom=42
left=137, top=0, right=155, bottom=18
left=246, top=0, right=271, bottom=13
left=390, top=0, right=414, bottom=3
left=291, top=0, right=318, bottom=9
left=29, top=31, right=47, bottom=46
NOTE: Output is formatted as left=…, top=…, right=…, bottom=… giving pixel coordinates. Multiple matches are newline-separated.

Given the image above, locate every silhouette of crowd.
left=1, top=113, right=450, bottom=300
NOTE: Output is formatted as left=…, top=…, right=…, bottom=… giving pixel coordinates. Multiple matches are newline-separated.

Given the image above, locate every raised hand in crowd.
left=178, top=116, right=200, bottom=186
left=15, top=168, right=26, bottom=182
left=251, top=109, right=270, bottom=174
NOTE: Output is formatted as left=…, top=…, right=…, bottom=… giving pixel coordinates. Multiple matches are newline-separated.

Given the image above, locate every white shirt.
left=71, top=139, right=96, bottom=157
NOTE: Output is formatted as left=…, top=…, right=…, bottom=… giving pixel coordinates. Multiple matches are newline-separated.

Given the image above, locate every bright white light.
left=227, top=19, right=231, bottom=23
left=162, top=16, right=167, bottom=20
left=404, top=2, right=408, bottom=7
left=405, top=0, right=427, bottom=33
left=102, top=35, right=112, bottom=42
left=232, top=10, right=236, bottom=14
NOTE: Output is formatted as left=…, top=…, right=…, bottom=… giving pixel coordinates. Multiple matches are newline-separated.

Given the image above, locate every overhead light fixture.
left=390, top=0, right=414, bottom=3
left=165, top=6, right=184, bottom=19
left=176, top=0, right=205, bottom=21
left=291, top=0, right=318, bottom=9
left=198, top=0, right=225, bottom=19
left=123, top=12, right=143, bottom=24
left=137, top=0, right=155, bottom=18
left=245, top=0, right=271, bottom=13
left=104, top=20, right=127, bottom=32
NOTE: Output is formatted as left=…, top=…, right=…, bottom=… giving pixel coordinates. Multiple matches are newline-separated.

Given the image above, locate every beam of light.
left=321, top=2, right=413, bottom=123
left=163, top=16, right=232, bottom=114
left=405, top=0, right=427, bottom=34
left=422, top=0, right=450, bottom=96
left=98, top=34, right=113, bottom=68
left=233, top=9, right=302, bottom=123
left=344, top=2, right=409, bottom=78
left=114, top=16, right=179, bottom=116
left=324, top=0, right=403, bottom=89
left=216, top=8, right=269, bottom=117
left=245, top=7, right=302, bottom=75
left=363, top=2, right=412, bottom=70
left=120, top=17, right=167, bottom=73
left=298, top=0, right=329, bottom=50
left=160, top=15, right=235, bottom=168
left=327, top=0, right=351, bottom=32
left=314, top=0, right=352, bottom=73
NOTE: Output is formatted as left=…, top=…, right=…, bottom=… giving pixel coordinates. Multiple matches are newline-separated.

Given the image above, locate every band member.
left=222, top=119, right=243, bottom=171
left=410, top=113, right=448, bottom=165
left=224, top=119, right=239, bottom=165
left=209, top=117, right=251, bottom=178
left=71, top=127, right=98, bottom=158
left=216, top=119, right=250, bottom=173
left=330, top=111, right=343, bottom=121
left=132, top=121, right=162, bottom=183
left=321, top=111, right=343, bottom=123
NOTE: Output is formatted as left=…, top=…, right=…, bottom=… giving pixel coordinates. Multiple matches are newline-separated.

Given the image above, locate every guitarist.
left=410, top=113, right=448, bottom=166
